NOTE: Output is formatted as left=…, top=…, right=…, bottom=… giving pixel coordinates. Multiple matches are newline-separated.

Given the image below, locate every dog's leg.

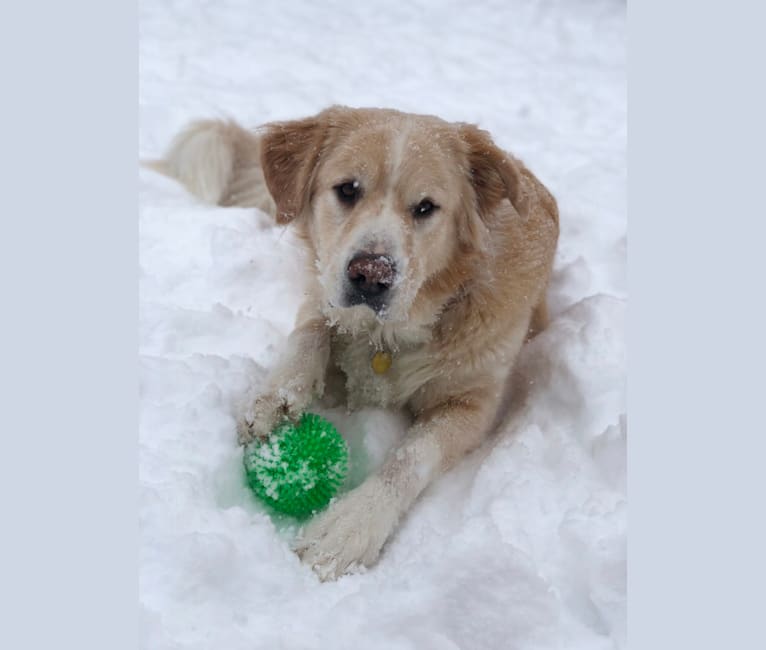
left=295, top=391, right=496, bottom=580
left=145, top=119, right=276, bottom=215
left=525, top=298, right=549, bottom=341
left=237, top=305, right=330, bottom=444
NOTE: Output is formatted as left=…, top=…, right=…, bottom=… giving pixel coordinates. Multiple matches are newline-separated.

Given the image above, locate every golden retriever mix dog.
left=150, top=106, right=559, bottom=580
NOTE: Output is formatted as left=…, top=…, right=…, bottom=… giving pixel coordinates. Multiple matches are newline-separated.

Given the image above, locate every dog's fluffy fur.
left=150, top=106, right=559, bottom=580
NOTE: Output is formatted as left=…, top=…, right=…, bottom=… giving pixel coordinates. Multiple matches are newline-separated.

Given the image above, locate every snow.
left=139, top=1, right=626, bottom=649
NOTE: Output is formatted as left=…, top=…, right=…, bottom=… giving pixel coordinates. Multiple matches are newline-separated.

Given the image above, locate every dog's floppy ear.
left=259, top=115, right=328, bottom=225
left=459, top=124, right=529, bottom=221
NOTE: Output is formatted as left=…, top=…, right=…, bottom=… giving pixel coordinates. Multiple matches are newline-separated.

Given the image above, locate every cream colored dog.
left=150, top=106, right=559, bottom=580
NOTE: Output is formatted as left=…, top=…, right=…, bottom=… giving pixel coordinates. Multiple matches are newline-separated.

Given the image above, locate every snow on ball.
left=243, top=413, right=349, bottom=518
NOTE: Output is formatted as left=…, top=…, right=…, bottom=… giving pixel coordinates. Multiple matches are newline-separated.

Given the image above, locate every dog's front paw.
left=236, top=388, right=304, bottom=445
left=294, top=477, right=400, bottom=580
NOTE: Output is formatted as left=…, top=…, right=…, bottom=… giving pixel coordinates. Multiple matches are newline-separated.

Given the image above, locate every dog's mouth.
left=342, top=289, right=392, bottom=315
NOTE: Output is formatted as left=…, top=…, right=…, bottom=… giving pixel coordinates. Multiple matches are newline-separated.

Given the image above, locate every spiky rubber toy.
left=243, top=412, right=348, bottom=518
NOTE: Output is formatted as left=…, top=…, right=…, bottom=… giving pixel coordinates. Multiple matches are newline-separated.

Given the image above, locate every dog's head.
left=259, top=106, right=528, bottom=333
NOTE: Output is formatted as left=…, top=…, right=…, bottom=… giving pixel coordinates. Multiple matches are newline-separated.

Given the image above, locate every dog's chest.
left=331, top=333, right=430, bottom=410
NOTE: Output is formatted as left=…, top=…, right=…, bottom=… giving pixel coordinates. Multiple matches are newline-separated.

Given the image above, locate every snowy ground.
left=139, top=1, right=626, bottom=649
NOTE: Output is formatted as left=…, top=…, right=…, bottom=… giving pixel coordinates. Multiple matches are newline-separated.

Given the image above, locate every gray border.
left=630, top=1, right=766, bottom=647
left=0, top=1, right=136, bottom=649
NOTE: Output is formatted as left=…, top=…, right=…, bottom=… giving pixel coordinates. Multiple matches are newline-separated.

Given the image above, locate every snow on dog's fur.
left=150, top=106, right=559, bottom=579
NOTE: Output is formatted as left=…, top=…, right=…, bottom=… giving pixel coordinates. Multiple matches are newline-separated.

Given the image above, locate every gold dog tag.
left=371, top=351, right=392, bottom=375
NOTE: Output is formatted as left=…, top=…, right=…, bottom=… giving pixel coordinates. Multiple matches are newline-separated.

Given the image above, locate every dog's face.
left=259, top=107, right=526, bottom=332
left=310, top=115, right=468, bottom=326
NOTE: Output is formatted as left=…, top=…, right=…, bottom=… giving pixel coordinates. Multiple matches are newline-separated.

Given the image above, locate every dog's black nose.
left=345, top=253, right=396, bottom=310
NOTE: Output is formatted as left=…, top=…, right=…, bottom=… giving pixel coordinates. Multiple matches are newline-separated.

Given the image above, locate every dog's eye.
left=412, top=199, right=438, bottom=219
left=335, top=180, right=361, bottom=205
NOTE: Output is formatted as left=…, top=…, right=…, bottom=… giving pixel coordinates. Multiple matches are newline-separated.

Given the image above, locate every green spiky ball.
left=243, top=413, right=348, bottom=519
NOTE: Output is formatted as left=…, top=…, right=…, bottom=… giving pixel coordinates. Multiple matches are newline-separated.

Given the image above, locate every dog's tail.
left=142, top=119, right=276, bottom=216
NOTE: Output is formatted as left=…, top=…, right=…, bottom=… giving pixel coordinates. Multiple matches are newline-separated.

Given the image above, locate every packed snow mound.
left=140, top=0, right=626, bottom=648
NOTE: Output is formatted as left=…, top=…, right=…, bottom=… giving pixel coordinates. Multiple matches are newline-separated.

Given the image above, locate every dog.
left=148, top=106, right=559, bottom=580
